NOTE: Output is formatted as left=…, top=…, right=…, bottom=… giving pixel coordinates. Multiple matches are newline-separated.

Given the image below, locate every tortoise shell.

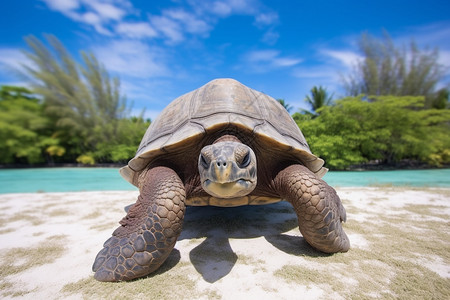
left=120, top=78, right=326, bottom=190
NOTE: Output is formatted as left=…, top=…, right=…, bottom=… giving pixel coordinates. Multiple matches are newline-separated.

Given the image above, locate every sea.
left=0, top=168, right=449, bottom=194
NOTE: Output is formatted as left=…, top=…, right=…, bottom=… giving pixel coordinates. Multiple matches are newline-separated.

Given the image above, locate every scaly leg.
left=92, top=166, right=186, bottom=281
left=274, top=164, right=350, bottom=253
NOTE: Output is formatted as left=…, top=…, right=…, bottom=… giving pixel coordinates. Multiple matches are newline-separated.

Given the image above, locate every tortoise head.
left=198, top=136, right=257, bottom=198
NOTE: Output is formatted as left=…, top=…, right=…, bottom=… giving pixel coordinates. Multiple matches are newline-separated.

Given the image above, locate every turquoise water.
left=324, top=169, right=450, bottom=188
left=0, top=168, right=449, bottom=194
left=0, top=168, right=137, bottom=193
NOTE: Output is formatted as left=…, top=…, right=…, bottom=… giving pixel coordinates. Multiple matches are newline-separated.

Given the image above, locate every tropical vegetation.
left=295, top=32, right=450, bottom=169
left=297, top=96, right=450, bottom=169
left=0, top=36, right=149, bottom=165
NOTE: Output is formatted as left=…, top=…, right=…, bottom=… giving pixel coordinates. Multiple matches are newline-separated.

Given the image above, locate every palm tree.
left=303, top=86, right=333, bottom=115
left=277, top=98, right=293, bottom=113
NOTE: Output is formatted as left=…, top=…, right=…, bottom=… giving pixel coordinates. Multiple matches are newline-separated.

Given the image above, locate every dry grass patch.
left=0, top=228, right=15, bottom=235
left=0, top=211, right=44, bottom=226
left=0, top=281, right=37, bottom=298
left=37, top=202, right=59, bottom=210
left=90, top=221, right=118, bottom=232
left=274, top=264, right=346, bottom=296
left=238, top=254, right=267, bottom=273
left=0, top=235, right=67, bottom=277
left=82, top=211, right=102, bottom=220
left=61, top=252, right=200, bottom=299
left=0, top=235, right=67, bottom=298
left=403, top=203, right=449, bottom=218
left=48, top=209, right=71, bottom=217
left=389, top=261, right=450, bottom=298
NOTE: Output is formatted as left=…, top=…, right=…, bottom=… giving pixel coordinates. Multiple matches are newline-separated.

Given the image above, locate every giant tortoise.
left=92, top=78, right=350, bottom=282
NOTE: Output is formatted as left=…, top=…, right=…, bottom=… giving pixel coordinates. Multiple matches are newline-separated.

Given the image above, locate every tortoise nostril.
left=216, top=160, right=227, bottom=167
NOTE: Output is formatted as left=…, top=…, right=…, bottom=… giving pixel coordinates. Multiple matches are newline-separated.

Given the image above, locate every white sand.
left=0, top=187, right=449, bottom=299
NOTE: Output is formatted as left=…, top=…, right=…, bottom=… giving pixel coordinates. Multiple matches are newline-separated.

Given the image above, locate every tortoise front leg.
left=92, top=166, right=186, bottom=281
left=274, top=165, right=350, bottom=253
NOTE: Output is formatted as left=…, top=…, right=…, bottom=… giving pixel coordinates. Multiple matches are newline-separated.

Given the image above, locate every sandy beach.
left=0, top=187, right=449, bottom=299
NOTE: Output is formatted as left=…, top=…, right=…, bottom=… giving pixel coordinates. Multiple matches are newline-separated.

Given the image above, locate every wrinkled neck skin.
left=212, top=134, right=242, bottom=144
left=198, top=135, right=257, bottom=198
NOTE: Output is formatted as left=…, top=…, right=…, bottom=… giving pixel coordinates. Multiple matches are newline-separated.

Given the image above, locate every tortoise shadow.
left=264, top=234, right=330, bottom=258
left=189, top=234, right=237, bottom=283
left=178, top=201, right=328, bottom=282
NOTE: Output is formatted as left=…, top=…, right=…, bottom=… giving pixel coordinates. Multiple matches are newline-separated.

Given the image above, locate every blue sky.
left=0, top=0, right=449, bottom=119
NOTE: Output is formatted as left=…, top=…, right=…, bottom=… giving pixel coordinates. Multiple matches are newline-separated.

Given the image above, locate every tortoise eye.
left=239, top=152, right=251, bottom=168
left=200, top=154, right=209, bottom=169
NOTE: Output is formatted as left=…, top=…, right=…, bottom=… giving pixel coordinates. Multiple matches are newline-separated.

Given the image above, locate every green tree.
left=299, top=95, right=450, bottom=169
left=343, top=32, right=446, bottom=99
left=0, top=86, right=56, bottom=164
left=429, top=88, right=449, bottom=109
left=93, top=116, right=150, bottom=163
left=21, top=35, right=129, bottom=163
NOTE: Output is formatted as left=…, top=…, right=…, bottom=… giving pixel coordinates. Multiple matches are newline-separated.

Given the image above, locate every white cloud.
left=115, top=22, right=158, bottom=39
left=150, top=15, right=184, bottom=43
left=275, top=57, right=303, bottom=67
left=0, top=48, right=39, bottom=87
left=86, top=1, right=126, bottom=21
left=397, top=21, right=450, bottom=49
left=41, top=0, right=79, bottom=13
left=438, top=50, right=450, bottom=68
left=320, top=50, right=363, bottom=68
left=41, top=0, right=279, bottom=45
left=188, top=0, right=279, bottom=39
left=165, top=9, right=211, bottom=36
left=40, top=0, right=131, bottom=35
left=293, top=67, right=338, bottom=80
left=244, top=50, right=302, bottom=72
left=148, top=8, right=214, bottom=43
left=196, top=0, right=258, bottom=17
left=290, top=48, right=359, bottom=98
left=261, top=29, right=279, bottom=45
left=209, top=1, right=232, bottom=16
left=247, top=49, right=278, bottom=61
left=92, top=40, right=170, bottom=78
left=0, top=48, right=29, bottom=71
left=254, top=12, right=278, bottom=26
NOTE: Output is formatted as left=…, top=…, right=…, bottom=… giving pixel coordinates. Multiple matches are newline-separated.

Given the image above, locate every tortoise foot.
left=275, top=164, right=350, bottom=254
left=92, top=230, right=175, bottom=281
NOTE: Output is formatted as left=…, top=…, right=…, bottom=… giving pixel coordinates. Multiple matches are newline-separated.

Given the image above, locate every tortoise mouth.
left=203, top=178, right=256, bottom=198
left=204, top=178, right=252, bottom=184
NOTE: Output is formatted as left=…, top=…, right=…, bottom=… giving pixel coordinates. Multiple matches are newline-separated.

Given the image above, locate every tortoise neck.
left=213, top=135, right=242, bottom=144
